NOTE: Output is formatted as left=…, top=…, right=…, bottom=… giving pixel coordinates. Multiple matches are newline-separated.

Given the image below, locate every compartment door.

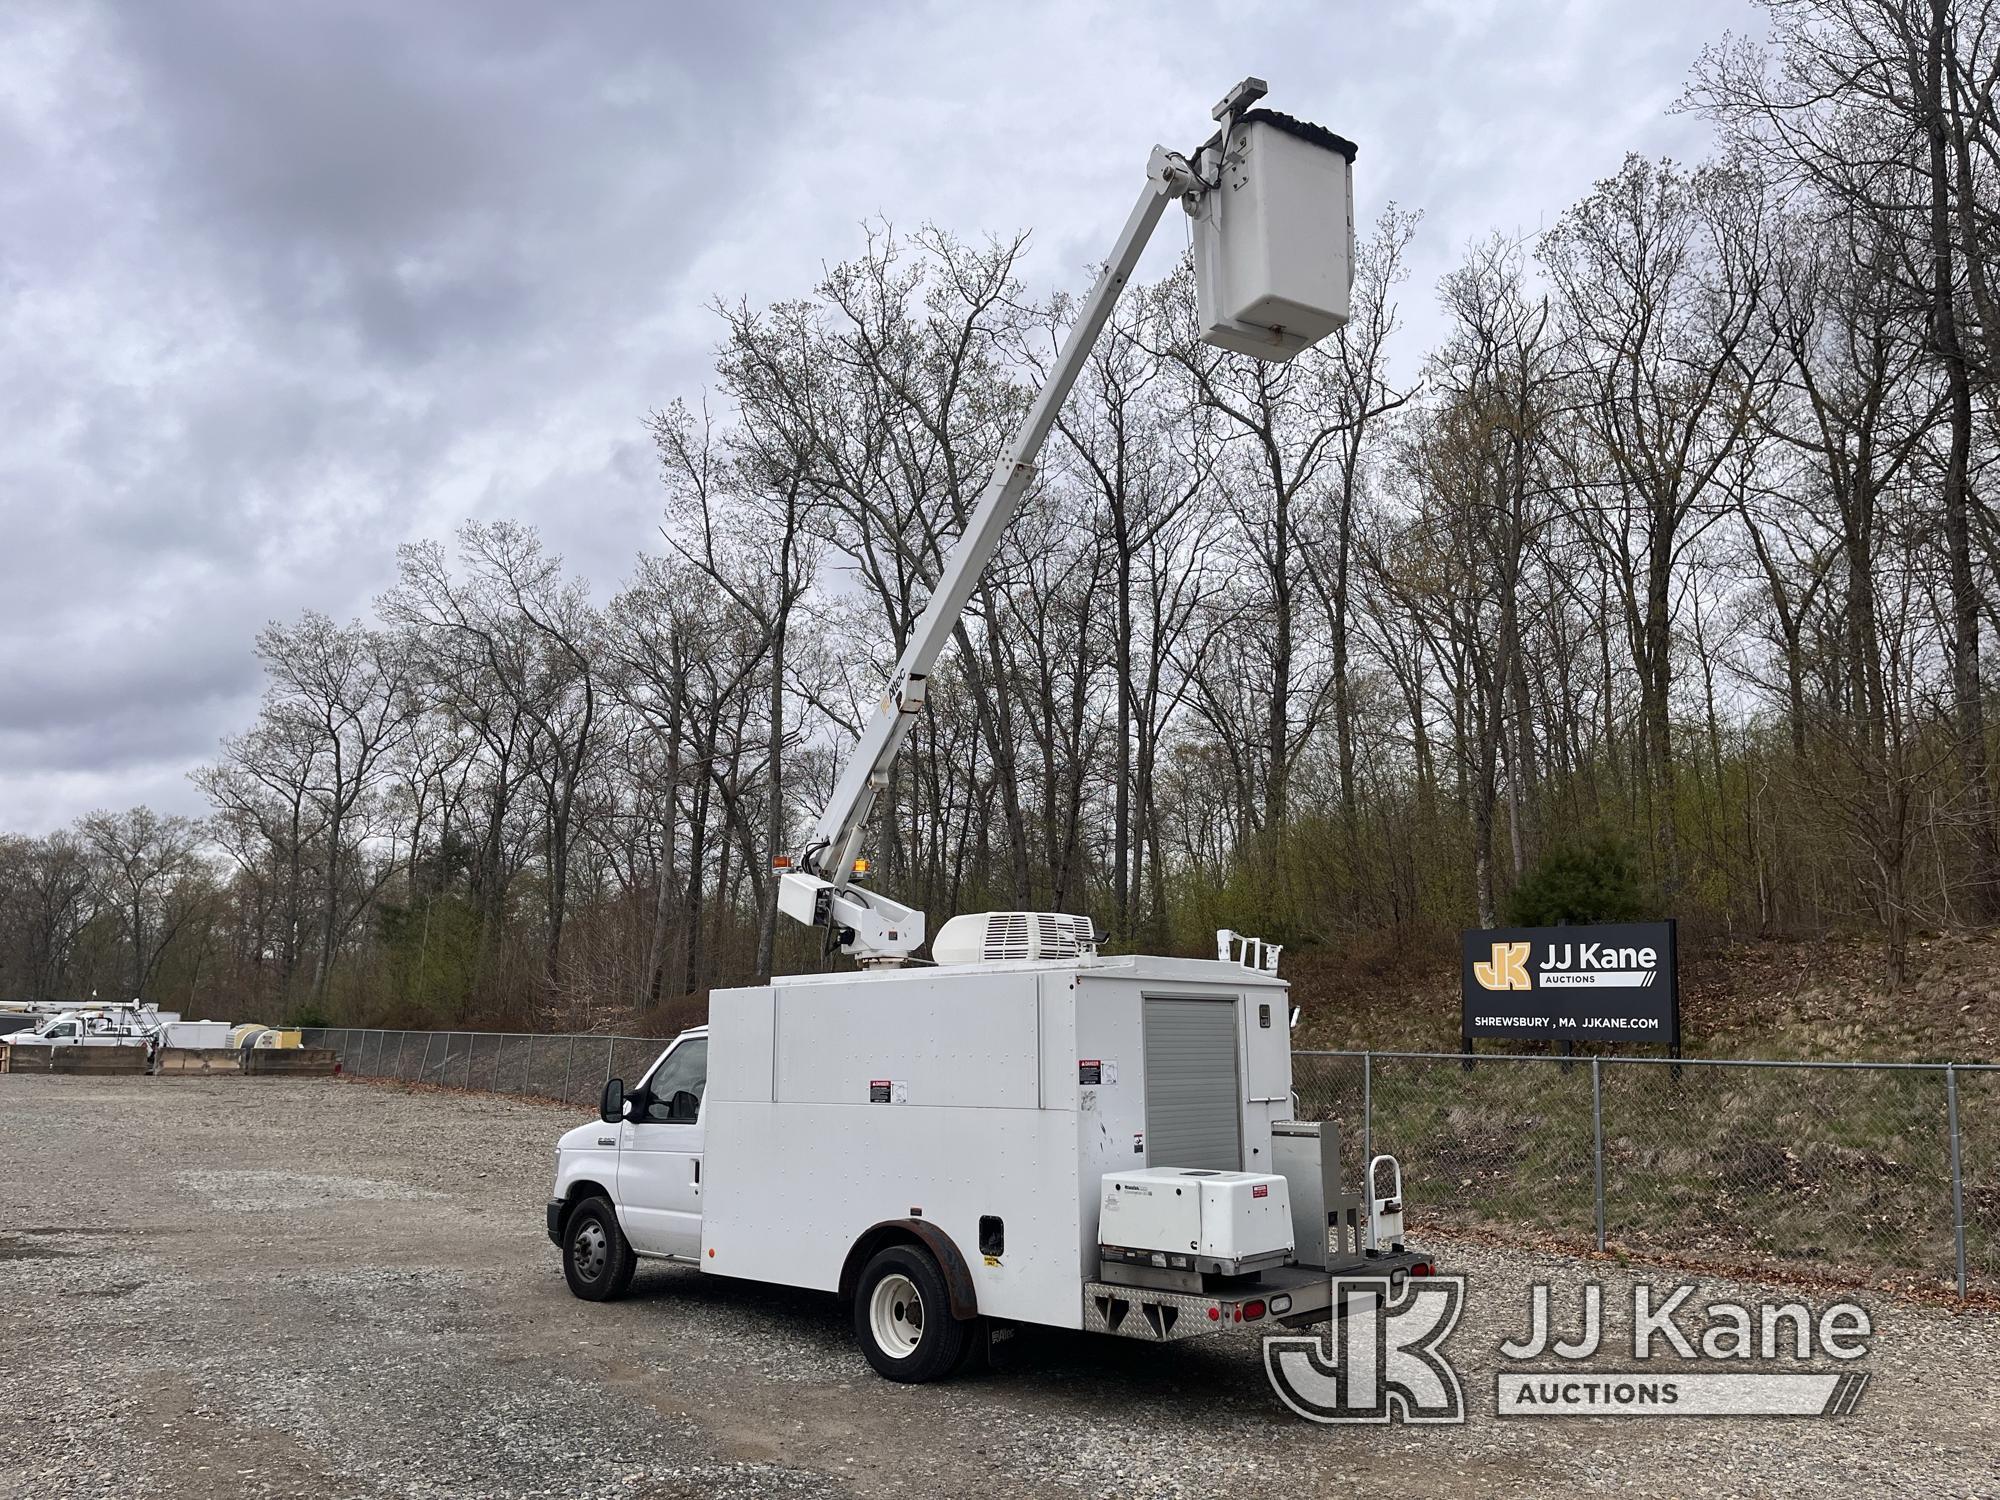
left=1142, top=996, right=1242, bottom=1170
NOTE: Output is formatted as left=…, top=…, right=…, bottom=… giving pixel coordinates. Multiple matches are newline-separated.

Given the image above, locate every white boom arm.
left=779, top=77, right=1337, bottom=964
left=777, top=143, right=1204, bottom=963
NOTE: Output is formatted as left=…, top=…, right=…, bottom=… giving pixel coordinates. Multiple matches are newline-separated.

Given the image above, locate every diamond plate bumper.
left=1082, top=1251, right=1434, bottom=1341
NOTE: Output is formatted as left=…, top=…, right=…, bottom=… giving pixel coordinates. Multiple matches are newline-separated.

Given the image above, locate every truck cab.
left=548, top=1026, right=708, bottom=1297
left=9, top=1006, right=161, bottom=1052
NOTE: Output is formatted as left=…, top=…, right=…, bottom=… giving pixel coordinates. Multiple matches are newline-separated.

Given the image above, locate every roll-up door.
left=1142, top=996, right=1242, bottom=1170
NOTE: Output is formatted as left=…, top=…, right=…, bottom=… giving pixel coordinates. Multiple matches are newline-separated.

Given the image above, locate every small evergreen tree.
left=1503, top=838, right=1649, bottom=927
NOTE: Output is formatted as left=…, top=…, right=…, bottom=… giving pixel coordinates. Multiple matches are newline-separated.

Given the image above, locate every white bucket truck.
left=547, top=80, right=1431, bottom=1382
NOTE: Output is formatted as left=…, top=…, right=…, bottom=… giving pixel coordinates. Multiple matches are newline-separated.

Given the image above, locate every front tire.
left=853, top=1244, right=969, bottom=1383
left=562, top=1197, right=636, bottom=1301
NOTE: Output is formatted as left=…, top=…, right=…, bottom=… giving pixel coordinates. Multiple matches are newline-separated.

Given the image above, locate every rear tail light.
left=1410, top=1261, right=1433, bottom=1276
left=1242, top=1299, right=1266, bottom=1321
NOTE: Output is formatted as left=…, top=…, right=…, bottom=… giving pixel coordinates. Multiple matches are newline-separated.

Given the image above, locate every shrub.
left=1504, top=837, right=1649, bottom=927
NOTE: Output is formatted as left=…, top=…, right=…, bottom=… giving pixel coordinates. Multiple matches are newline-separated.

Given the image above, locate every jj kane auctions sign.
left=1460, top=920, right=1679, bottom=1044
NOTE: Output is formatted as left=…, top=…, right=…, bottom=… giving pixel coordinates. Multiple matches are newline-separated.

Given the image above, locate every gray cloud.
left=0, top=0, right=1754, bottom=833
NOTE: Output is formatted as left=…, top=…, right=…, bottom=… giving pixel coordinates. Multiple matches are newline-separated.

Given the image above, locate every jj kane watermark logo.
left=1264, top=1276, right=1467, bottom=1424
left=1265, top=1277, right=1871, bottom=1424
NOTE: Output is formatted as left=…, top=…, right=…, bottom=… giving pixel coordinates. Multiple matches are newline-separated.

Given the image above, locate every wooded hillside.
left=4, top=2, right=1997, bottom=1033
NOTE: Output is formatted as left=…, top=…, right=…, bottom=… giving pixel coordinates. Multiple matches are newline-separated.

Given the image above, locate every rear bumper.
left=1083, top=1249, right=1438, bottom=1342
left=546, top=1200, right=563, bottom=1245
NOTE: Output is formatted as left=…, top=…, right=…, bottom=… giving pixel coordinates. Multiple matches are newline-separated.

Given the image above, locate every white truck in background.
left=6, top=1002, right=172, bottom=1055
left=547, top=80, right=1431, bottom=1382
left=4, top=1007, right=239, bottom=1064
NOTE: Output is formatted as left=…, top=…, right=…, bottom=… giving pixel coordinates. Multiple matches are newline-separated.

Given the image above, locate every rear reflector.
left=1208, top=1306, right=1220, bottom=1321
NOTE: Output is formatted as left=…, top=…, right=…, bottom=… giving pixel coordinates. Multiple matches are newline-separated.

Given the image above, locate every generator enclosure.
left=1099, top=1167, right=1293, bottom=1273
left=701, top=955, right=1297, bottom=1330
left=1194, top=111, right=1356, bottom=361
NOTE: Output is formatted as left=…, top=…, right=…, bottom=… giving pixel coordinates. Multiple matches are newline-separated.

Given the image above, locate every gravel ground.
left=0, top=1074, right=1994, bottom=1499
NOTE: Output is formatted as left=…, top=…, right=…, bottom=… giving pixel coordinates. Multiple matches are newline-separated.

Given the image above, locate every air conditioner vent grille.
left=933, top=911, right=1099, bottom=966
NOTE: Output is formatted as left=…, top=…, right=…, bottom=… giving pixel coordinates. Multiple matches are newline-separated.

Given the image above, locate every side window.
left=643, top=1038, right=708, bottom=1123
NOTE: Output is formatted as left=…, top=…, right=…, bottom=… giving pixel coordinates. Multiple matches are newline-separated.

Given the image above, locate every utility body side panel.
left=701, top=956, right=1291, bottom=1333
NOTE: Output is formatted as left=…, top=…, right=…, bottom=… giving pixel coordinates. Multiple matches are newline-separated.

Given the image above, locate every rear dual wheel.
left=852, top=1243, right=972, bottom=1383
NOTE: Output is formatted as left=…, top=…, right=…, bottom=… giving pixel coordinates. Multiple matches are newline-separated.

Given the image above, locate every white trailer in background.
left=548, top=78, right=1431, bottom=1383
left=159, top=1021, right=234, bottom=1050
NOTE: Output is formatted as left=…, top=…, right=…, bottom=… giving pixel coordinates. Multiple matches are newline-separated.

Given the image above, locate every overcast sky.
left=0, top=0, right=1759, bottom=835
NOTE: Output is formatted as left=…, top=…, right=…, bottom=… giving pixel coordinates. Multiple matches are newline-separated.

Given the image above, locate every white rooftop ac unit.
left=932, top=911, right=1098, bottom=966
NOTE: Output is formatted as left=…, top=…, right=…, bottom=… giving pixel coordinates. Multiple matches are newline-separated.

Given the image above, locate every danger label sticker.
left=1078, top=1059, right=1102, bottom=1085
left=869, top=1080, right=891, bottom=1103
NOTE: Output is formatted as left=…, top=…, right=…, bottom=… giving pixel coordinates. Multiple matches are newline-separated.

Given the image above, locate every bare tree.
left=79, top=806, right=203, bottom=999
left=1541, top=154, right=1775, bottom=893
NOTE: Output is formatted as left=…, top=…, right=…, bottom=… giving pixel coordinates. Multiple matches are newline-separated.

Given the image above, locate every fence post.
left=563, top=1035, right=576, bottom=1105
left=463, top=1033, right=474, bottom=1091
left=605, top=1036, right=616, bottom=1087
left=419, top=1031, right=435, bottom=1086
left=1592, top=1056, right=1606, bottom=1252
left=1361, top=1052, right=1372, bottom=1173
left=393, top=1031, right=406, bottom=1082
left=1947, top=1065, right=1966, bottom=1299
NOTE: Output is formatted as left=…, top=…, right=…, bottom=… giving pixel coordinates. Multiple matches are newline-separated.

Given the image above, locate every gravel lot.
left=1, top=1074, right=1994, bottom=1499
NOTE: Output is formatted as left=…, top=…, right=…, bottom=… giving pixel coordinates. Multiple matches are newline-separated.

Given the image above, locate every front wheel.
left=562, top=1197, right=636, bottom=1301
left=853, top=1244, right=970, bottom=1383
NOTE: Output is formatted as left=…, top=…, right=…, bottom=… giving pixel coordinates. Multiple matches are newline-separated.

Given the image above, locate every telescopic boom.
left=776, top=79, right=1355, bottom=965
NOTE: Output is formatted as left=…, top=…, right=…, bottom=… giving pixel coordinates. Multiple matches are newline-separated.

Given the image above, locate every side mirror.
left=599, top=1077, right=625, bottom=1125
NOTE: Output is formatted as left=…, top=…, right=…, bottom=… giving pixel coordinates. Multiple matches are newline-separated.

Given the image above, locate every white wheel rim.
left=868, top=1272, right=925, bottom=1359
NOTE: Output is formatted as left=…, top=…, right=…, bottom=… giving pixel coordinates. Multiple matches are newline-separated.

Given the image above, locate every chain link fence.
left=301, top=1028, right=667, bottom=1113
left=305, top=1027, right=1996, bottom=1298
left=1293, top=1050, right=1998, bottom=1298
